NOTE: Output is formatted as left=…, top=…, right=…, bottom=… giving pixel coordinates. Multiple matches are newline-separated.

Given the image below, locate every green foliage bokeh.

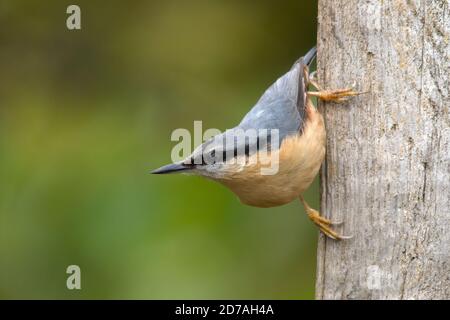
left=0, top=0, right=319, bottom=299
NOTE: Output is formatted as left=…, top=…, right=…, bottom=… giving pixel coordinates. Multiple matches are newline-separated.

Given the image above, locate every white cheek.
left=200, top=162, right=245, bottom=179
left=200, top=164, right=225, bottom=178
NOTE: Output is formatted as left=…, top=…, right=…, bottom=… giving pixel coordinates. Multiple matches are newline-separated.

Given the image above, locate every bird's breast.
left=217, top=106, right=326, bottom=208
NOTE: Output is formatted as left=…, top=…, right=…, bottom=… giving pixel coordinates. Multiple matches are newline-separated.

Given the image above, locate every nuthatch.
left=152, top=47, right=360, bottom=240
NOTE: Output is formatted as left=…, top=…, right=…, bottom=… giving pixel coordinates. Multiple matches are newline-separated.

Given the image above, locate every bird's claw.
left=307, top=208, right=351, bottom=240
left=307, top=81, right=367, bottom=103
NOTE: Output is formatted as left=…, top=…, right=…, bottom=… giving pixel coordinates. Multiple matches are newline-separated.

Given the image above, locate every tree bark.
left=315, top=0, right=450, bottom=299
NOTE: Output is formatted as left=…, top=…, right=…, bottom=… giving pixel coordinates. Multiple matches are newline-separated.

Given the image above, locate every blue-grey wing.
left=238, top=60, right=307, bottom=147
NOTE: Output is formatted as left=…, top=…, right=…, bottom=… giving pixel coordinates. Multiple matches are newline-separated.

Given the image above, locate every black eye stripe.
left=196, top=133, right=273, bottom=165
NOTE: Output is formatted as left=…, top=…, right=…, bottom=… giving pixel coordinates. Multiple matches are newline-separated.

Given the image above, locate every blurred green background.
left=0, top=0, right=319, bottom=299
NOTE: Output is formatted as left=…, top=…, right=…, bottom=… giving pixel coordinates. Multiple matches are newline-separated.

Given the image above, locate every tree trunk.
left=315, top=0, right=450, bottom=299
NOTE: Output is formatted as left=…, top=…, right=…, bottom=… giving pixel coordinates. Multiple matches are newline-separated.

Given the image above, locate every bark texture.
left=316, top=0, right=450, bottom=299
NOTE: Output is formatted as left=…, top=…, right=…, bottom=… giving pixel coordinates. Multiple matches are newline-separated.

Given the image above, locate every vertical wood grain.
left=316, top=0, right=450, bottom=299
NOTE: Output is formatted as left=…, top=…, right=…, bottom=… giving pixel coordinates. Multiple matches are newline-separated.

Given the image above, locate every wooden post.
left=315, top=0, right=450, bottom=299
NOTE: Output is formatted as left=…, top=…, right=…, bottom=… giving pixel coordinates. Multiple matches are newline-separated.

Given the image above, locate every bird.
left=152, top=47, right=360, bottom=240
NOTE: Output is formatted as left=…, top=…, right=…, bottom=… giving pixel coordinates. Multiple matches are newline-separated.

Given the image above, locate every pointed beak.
left=151, top=163, right=192, bottom=174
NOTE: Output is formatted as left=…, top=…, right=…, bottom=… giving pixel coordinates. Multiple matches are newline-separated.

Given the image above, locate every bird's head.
left=152, top=128, right=274, bottom=179
left=152, top=130, right=244, bottom=179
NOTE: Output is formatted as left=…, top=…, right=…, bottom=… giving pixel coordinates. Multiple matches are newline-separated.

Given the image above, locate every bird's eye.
left=198, top=149, right=216, bottom=165
left=204, top=149, right=216, bottom=165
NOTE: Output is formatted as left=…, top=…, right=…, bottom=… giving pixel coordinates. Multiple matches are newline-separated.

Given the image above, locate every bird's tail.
left=303, top=46, right=317, bottom=66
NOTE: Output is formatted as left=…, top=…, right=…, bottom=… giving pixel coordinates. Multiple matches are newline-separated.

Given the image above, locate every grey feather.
left=188, top=48, right=315, bottom=165
left=238, top=57, right=308, bottom=148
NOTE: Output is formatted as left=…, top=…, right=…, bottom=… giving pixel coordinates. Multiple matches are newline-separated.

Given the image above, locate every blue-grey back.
left=237, top=60, right=306, bottom=147
left=190, top=58, right=309, bottom=165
